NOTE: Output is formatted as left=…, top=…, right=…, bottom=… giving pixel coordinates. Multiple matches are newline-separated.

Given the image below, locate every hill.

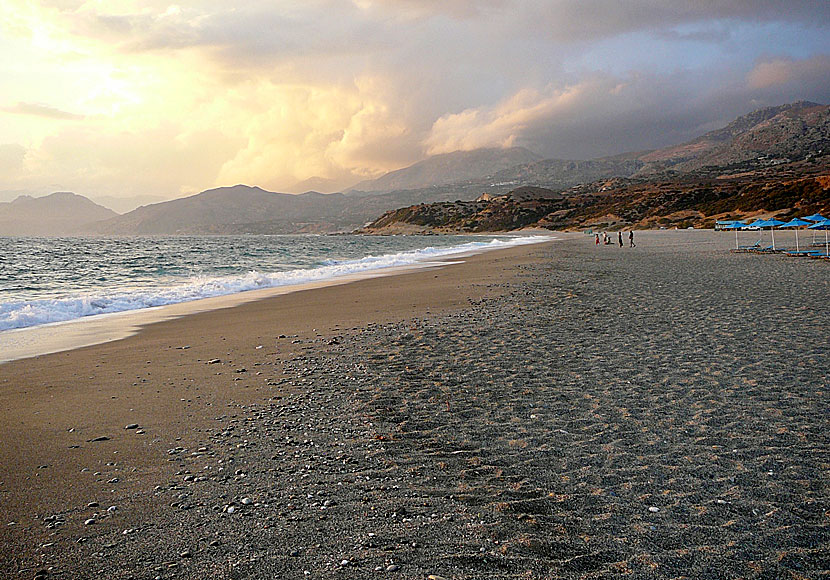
left=358, top=159, right=830, bottom=234
left=347, top=147, right=542, bottom=194
left=87, top=185, right=359, bottom=235
left=78, top=101, right=830, bottom=235
left=0, top=192, right=118, bottom=236
left=637, top=101, right=829, bottom=175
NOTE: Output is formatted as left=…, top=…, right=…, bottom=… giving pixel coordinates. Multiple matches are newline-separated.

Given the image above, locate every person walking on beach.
left=629, top=230, right=635, bottom=248
left=595, top=233, right=600, bottom=246
left=618, top=231, right=623, bottom=247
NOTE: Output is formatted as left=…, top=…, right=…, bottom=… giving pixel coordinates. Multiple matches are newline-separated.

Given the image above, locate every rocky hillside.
left=0, top=192, right=118, bottom=236
left=359, top=159, right=830, bottom=233
left=347, top=147, right=542, bottom=194
left=637, top=101, right=829, bottom=175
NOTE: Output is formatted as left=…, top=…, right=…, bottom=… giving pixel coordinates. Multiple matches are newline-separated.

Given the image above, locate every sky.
left=0, top=0, right=828, bottom=208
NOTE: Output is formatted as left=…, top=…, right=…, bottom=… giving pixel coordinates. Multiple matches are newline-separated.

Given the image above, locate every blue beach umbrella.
left=808, top=218, right=830, bottom=256
left=723, top=220, right=745, bottom=249
left=778, top=218, right=812, bottom=252
left=762, top=219, right=785, bottom=250
left=803, top=213, right=827, bottom=245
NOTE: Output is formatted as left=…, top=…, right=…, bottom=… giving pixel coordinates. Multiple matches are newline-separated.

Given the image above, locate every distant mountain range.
left=0, top=192, right=117, bottom=236
left=1, top=101, right=827, bottom=236
left=347, top=147, right=543, bottom=194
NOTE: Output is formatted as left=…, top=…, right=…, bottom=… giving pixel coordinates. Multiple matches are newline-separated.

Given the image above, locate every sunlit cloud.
left=0, top=0, right=827, bottom=200
left=3, top=102, right=84, bottom=120
left=747, top=54, right=830, bottom=90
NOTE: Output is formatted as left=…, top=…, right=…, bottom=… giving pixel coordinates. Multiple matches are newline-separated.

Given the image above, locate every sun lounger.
left=731, top=241, right=761, bottom=253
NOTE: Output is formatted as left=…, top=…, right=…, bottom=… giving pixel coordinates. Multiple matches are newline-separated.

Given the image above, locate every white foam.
left=0, top=235, right=551, bottom=333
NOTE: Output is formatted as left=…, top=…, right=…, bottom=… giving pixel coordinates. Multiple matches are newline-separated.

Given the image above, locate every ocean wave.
left=0, top=235, right=551, bottom=331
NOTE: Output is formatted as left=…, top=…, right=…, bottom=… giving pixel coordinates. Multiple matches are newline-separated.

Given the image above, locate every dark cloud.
left=426, top=54, right=830, bottom=160
left=513, top=1, right=830, bottom=43
left=3, top=102, right=84, bottom=120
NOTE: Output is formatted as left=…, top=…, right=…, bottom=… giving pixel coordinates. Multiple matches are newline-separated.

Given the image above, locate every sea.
left=0, top=234, right=551, bottom=334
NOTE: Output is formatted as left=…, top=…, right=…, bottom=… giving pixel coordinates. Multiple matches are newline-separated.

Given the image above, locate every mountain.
left=347, top=147, right=543, bottom=194
left=287, top=176, right=350, bottom=194
left=79, top=101, right=830, bottom=236
left=484, top=156, right=646, bottom=190
left=0, top=192, right=119, bottom=236
left=637, top=101, right=829, bottom=175
left=87, top=185, right=359, bottom=235
left=358, top=160, right=830, bottom=234
left=90, top=193, right=171, bottom=214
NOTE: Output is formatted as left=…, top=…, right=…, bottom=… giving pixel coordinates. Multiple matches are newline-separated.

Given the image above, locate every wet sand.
left=1, top=231, right=828, bottom=579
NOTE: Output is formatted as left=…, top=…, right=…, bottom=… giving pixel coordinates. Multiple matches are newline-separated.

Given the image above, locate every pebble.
left=84, top=518, right=96, bottom=525
left=226, top=506, right=235, bottom=514
left=385, top=564, right=400, bottom=572
left=88, top=436, right=109, bottom=442
left=428, top=576, right=449, bottom=580
left=180, top=550, right=193, bottom=558
left=648, top=506, right=660, bottom=513
left=241, top=497, right=252, bottom=505
left=125, top=424, right=139, bottom=430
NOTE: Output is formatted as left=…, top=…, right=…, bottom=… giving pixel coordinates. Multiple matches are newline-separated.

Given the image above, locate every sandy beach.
left=1, top=230, right=828, bottom=580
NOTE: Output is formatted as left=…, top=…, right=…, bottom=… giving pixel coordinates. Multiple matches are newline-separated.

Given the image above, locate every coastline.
left=0, top=233, right=556, bottom=364
left=2, top=230, right=827, bottom=579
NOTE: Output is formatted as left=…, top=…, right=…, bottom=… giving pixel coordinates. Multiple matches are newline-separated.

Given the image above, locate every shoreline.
left=1, top=230, right=827, bottom=579
left=0, top=234, right=556, bottom=364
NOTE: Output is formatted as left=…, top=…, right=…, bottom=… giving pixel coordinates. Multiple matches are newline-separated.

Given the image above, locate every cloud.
left=0, top=144, right=27, bottom=173
left=425, top=55, right=830, bottom=160
left=0, top=0, right=828, bottom=200
left=215, top=76, right=422, bottom=192
left=747, top=54, right=830, bottom=90
left=2, top=102, right=84, bottom=120
left=517, top=1, right=830, bottom=43
left=353, top=0, right=505, bottom=19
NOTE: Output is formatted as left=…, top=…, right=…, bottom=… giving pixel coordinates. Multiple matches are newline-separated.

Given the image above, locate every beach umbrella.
left=723, top=220, right=745, bottom=249
left=778, top=218, right=811, bottom=252
left=808, top=218, right=830, bottom=256
left=803, top=213, right=827, bottom=244
left=762, top=219, right=785, bottom=250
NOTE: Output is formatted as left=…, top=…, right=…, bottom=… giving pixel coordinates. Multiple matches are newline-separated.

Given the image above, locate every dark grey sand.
left=2, top=230, right=829, bottom=579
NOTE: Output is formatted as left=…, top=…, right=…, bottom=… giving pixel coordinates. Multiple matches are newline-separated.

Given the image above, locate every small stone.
left=241, top=497, right=252, bottom=505
left=340, top=559, right=350, bottom=567
left=648, top=506, right=660, bottom=513
left=125, top=424, right=139, bottom=430
left=289, top=549, right=301, bottom=557
left=107, top=506, right=117, bottom=513
left=180, top=550, right=192, bottom=558
left=226, top=506, right=235, bottom=514
left=207, top=359, right=221, bottom=364
left=87, top=502, right=99, bottom=508
left=385, top=564, right=400, bottom=572
left=427, top=576, right=449, bottom=580
left=84, top=518, right=96, bottom=525
left=88, top=436, right=109, bottom=442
